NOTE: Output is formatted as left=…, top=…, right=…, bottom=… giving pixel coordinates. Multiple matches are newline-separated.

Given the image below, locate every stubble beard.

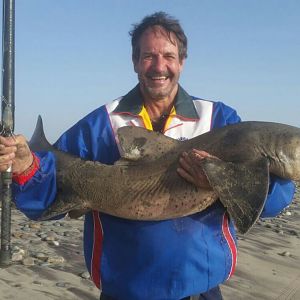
left=139, top=74, right=180, bottom=102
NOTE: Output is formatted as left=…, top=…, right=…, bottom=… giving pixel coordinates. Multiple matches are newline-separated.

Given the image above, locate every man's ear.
left=132, top=56, right=138, bottom=73
left=179, top=58, right=185, bottom=72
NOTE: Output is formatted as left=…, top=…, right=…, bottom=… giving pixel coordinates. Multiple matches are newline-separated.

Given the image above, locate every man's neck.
left=142, top=86, right=178, bottom=122
left=144, top=100, right=172, bottom=122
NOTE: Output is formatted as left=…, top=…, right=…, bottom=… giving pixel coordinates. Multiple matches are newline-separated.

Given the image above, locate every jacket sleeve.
left=13, top=151, right=58, bottom=220
left=13, top=112, right=97, bottom=220
left=13, top=118, right=96, bottom=220
left=216, top=101, right=295, bottom=218
left=260, top=175, right=295, bottom=218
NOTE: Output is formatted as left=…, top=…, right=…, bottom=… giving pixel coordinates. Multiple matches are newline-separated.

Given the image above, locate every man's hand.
left=0, top=135, right=33, bottom=174
left=177, top=149, right=217, bottom=189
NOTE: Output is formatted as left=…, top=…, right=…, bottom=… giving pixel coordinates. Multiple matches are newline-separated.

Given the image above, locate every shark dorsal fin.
left=29, top=115, right=53, bottom=152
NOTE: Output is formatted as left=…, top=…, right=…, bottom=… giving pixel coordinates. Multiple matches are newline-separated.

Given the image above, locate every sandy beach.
left=0, top=212, right=99, bottom=300
left=221, top=184, right=300, bottom=300
left=0, top=185, right=299, bottom=300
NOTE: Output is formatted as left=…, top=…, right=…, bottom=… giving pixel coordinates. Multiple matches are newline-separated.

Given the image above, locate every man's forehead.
left=140, top=26, right=178, bottom=48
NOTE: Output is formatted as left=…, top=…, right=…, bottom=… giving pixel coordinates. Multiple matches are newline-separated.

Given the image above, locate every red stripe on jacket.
left=91, top=211, right=104, bottom=289
left=222, top=213, right=237, bottom=279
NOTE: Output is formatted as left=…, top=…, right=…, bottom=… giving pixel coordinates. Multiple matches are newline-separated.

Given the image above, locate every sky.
left=1, top=0, right=299, bottom=142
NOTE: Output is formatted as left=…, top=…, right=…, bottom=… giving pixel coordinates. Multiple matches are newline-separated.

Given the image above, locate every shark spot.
left=133, top=137, right=147, bottom=148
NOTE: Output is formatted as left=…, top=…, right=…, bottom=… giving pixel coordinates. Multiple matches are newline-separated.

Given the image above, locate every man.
left=0, top=12, right=295, bottom=300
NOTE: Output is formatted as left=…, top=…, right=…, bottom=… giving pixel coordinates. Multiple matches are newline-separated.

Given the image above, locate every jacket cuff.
left=12, top=152, right=40, bottom=185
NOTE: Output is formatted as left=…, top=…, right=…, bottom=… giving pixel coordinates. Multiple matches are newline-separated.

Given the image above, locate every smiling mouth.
left=147, top=75, right=170, bottom=84
left=151, top=76, right=168, bottom=80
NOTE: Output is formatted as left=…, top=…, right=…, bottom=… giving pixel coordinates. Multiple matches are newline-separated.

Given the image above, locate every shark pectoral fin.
left=114, top=157, right=140, bottom=166
left=201, top=157, right=270, bottom=234
left=37, top=195, right=85, bottom=221
left=68, top=209, right=90, bottom=219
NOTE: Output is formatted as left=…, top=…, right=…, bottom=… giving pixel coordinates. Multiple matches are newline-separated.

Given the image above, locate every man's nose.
left=151, top=55, right=166, bottom=73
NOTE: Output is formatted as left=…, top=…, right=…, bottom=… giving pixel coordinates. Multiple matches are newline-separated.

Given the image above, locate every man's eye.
left=165, top=55, right=175, bottom=60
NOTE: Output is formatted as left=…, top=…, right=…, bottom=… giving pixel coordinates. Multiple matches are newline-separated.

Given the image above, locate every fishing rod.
left=0, top=0, right=15, bottom=267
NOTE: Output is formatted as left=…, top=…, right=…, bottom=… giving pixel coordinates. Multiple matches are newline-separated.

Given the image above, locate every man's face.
left=133, top=26, right=185, bottom=101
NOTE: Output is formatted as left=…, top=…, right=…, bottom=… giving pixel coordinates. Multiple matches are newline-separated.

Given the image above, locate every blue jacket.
left=13, top=85, right=295, bottom=300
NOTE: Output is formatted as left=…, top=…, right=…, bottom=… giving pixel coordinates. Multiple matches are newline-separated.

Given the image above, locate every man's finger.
left=0, top=152, right=15, bottom=164
left=192, top=149, right=219, bottom=160
left=0, top=145, right=17, bottom=155
left=177, top=167, right=196, bottom=185
left=0, top=136, right=17, bottom=146
left=0, top=161, right=12, bottom=171
left=179, top=156, right=194, bottom=174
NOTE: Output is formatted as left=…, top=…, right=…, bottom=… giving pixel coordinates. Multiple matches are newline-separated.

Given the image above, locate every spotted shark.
left=29, top=117, right=300, bottom=234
